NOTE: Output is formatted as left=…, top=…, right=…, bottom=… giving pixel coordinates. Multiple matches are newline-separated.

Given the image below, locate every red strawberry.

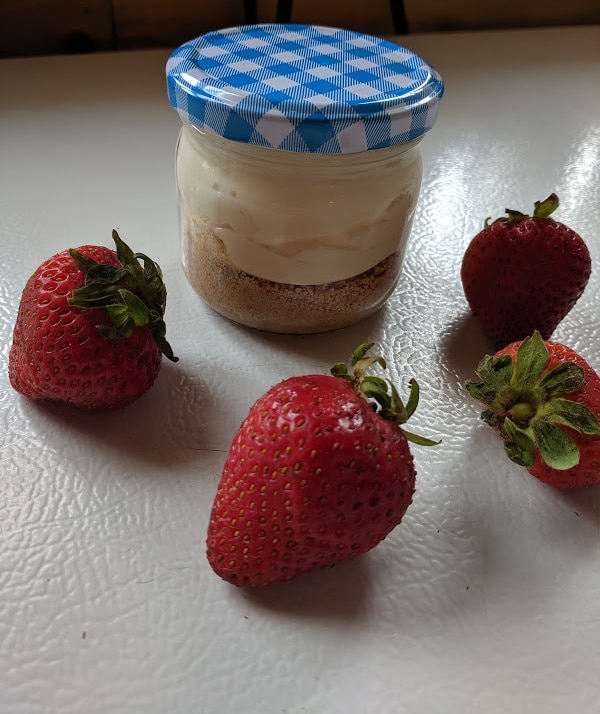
left=461, top=193, right=591, bottom=349
left=466, top=331, right=600, bottom=488
left=9, top=230, right=177, bottom=409
left=206, top=343, right=438, bottom=586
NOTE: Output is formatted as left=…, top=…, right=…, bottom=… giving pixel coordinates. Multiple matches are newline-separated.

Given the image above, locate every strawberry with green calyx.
left=461, top=193, right=592, bottom=349
left=9, top=230, right=177, bottom=410
left=466, top=331, right=600, bottom=488
left=206, top=343, right=439, bottom=587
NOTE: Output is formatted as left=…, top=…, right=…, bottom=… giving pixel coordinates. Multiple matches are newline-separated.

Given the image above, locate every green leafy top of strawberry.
left=486, top=192, right=560, bottom=226
left=466, top=331, right=600, bottom=470
left=331, top=342, right=440, bottom=447
left=68, top=230, right=178, bottom=362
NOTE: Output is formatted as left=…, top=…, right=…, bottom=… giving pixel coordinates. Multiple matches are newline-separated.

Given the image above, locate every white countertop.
left=1, top=25, right=599, bottom=714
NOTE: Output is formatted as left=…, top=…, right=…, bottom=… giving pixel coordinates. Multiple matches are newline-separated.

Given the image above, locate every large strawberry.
left=206, top=343, right=438, bottom=586
left=9, top=230, right=177, bottom=409
left=461, top=193, right=592, bottom=349
left=466, top=331, right=600, bottom=488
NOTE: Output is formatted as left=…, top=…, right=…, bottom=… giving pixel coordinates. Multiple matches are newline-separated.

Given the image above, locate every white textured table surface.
left=1, top=25, right=599, bottom=714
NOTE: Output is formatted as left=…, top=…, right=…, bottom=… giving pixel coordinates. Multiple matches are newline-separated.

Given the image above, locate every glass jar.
left=167, top=24, right=444, bottom=333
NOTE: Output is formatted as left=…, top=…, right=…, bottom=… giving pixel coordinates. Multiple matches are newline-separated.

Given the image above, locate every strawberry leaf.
left=136, top=252, right=167, bottom=304
left=330, top=362, right=350, bottom=379
left=467, top=353, right=513, bottom=408
left=476, top=354, right=513, bottom=390
left=533, top=420, right=579, bottom=471
left=69, top=250, right=101, bottom=275
left=87, top=264, right=128, bottom=286
left=504, top=440, right=535, bottom=467
left=512, top=332, right=548, bottom=388
left=362, top=376, right=392, bottom=412
left=351, top=342, right=375, bottom=367
left=120, top=289, right=151, bottom=326
left=532, top=193, right=559, bottom=218
left=404, top=378, right=420, bottom=419
left=103, top=304, right=134, bottom=338
left=504, top=209, right=529, bottom=221
left=69, top=279, right=120, bottom=307
left=504, top=417, right=536, bottom=452
left=401, top=429, right=440, bottom=447
left=362, top=375, right=389, bottom=394
left=539, top=361, right=584, bottom=395
left=465, top=380, right=496, bottom=407
left=112, top=229, right=141, bottom=276
left=148, top=316, right=176, bottom=362
left=387, top=383, right=408, bottom=424
left=543, top=398, right=600, bottom=435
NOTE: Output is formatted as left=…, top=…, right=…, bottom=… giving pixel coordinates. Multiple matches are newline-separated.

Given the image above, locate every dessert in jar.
left=166, top=24, right=444, bottom=333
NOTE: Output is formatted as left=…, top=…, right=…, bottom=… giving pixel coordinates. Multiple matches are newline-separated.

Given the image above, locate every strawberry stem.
left=533, top=193, right=559, bottom=218
left=68, top=230, right=178, bottom=361
left=491, top=192, right=559, bottom=225
left=331, top=343, right=440, bottom=446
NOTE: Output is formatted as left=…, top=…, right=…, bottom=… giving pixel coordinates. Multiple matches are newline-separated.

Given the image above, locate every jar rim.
left=166, top=23, right=444, bottom=154
left=182, top=122, right=424, bottom=165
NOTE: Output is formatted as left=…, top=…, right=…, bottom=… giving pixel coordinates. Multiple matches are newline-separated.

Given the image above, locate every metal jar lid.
left=166, top=24, right=444, bottom=154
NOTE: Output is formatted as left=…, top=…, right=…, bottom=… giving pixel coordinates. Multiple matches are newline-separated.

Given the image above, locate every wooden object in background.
left=111, top=0, right=245, bottom=50
left=1, top=0, right=600, bottom=58
left=0, top=0, right=114, bottom=57
left=404, top=0, right=600, bottom=32
left=263, top=0, right=397, bottom=35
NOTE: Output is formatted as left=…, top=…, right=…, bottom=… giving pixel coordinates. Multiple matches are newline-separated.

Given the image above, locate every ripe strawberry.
left=466, top=331, right=600, bottom=488
left=206, top=343, right=438, bottom=586
left=9, top=230, right=177, bottom=409
left=461, top=193, right=592, bottom=349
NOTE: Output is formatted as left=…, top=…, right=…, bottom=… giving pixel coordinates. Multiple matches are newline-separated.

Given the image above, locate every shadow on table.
left=238, top=555, right=374, bottom=623
left=216, top=300, right=394, bottom=368
left=24, top=358, right=223, bottom=469
left=438, top=311, right=493, bottom=384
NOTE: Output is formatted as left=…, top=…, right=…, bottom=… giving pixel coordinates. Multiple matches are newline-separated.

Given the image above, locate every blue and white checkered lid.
left=166, top=24, right=444, bottom=154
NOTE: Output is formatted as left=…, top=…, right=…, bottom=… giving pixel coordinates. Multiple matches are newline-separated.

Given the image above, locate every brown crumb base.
left=182, top=218, right=401, bottom=334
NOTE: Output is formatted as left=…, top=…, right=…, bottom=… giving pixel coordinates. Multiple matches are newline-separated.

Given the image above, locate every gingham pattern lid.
left=166, top=24, right=444, bottom=154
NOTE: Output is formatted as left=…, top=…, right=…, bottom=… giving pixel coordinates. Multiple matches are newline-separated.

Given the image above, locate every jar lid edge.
left=166, top=23, right=444, bottom=154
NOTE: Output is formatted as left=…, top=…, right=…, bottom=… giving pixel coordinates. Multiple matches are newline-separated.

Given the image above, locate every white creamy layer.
left=176, top=127, right=423, bottom=285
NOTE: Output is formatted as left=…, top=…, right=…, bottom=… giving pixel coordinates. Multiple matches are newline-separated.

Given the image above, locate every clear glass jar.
left=176, top=125, right=423, bottom=333
left=167, top=24, right=443, bottom=333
